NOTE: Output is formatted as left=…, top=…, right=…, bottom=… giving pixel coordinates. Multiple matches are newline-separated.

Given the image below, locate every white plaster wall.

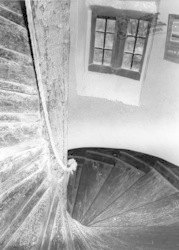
left=68, top=0, right=179, bottom=165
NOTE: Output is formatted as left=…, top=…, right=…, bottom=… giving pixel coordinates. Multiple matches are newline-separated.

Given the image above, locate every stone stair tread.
left=72, top=161, right=112, bottom=222
left=0, top=121, right=41, bottom=148
left=0, top=4, right=26, bottom=27
left=0, top=173, right=50, bottom=249
left=119, top=150, right=151, bottom=173
left=0, top=112, right=40, bottom=124
left=0, top=15, right=31, bottom=55
left=153, top=161, right=179, bottom=190
left=91, top=192, right=179, bottom=228
left=0, top=137, right=47, bottom=162
left=67, top=164, right=83, bottom=216
left=0, top=1, right=24, bottom=15
left=81, top=163, right=144, bottom=226
left=38, top=184, right=60, bottom=250
left=97, top=223, right=179, bottom=250
left=0, top=152, right=46, bottom=196
left=90, top=169, right=177, bottom=226
left=0, top=79, right=37, bottom=95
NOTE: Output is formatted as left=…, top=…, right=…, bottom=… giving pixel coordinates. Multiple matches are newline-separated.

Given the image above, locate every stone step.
left=67, top=164, right=83, bottom=216
left=81, top=163, right=144, bottom=226
left=0, top=89, right=39, bottom=113
left=0, top=112, right=40, bottom=124
left=0, top=15, right=30, bottom=55
left=98, top=224, right=179, bottom=250
left=0, top=4, right=25, bottom=27
left=0, top=47, right=33, bottom=67
left=92, top=192, right=179, bottom=227
left=0, top=79, right=37, bottom=95
left=0, top=167, right=48, bottom=239
left=0, top=57, right=36, bottom=87
left=153, top=161, right=179, bottom=190
left=90, top=169, right=177, bottom=226
left=0, top=121, right=41, bottom=148
left=39, top=185, right=60, bottom=250
left=0, top=151, right=46, bottom=197
left=119, top=150, right=151, bottom=173
left=72, top=161, right=112, bottom=223
left=0, top=0, right=24, bottom=15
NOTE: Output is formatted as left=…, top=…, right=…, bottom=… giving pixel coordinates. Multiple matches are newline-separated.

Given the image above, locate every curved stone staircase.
left=68, top=149, right=179, bottom=250
left=0, top=1, right=70, bottom=249
left=0, top=0, right=179, bottom=249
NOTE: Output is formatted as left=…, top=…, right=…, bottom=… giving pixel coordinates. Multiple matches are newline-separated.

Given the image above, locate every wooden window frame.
left=88, top=6, right=155, bottom=81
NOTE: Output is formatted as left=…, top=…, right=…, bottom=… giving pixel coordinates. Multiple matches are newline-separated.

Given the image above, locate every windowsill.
left=88, top=64, right=141, bottom=80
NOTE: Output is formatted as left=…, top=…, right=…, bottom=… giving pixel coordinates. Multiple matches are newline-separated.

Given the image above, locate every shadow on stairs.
left=67, top=148, right=179, bottom=250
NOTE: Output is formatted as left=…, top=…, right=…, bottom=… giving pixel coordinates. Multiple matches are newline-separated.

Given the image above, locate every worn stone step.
left=92, top=192, right=179, bottom=228
left=0, top=57, right=36, bottom=86
left=67, top=164, right=83, bottom=216
left=0, top=0, right=24, bottom=15
left=119, top=151, right=152, bottom=173
left=153, top=161, right=179, bottom=190
left=0, top=152, right=46, bottom=196
left=0, top=166, right=48, bottom=236
left=0, top=175, right=50, bottom=250
left=0, top=122, right=41, bottom=148
left=98, top=224, right=179, bottom=250
left=0, top=137, right=47, bottom=163
left=0, top=5, right=25, bottom=27
left=72, top=161, right=112, bottom=223
left=0, top=47, right=33, bottom=67
left=49, top=202, right=71, bottom=250
left=39, top=186, right=61, bottom=250
left=0, top=79, right=37, bottom=95
left=0, top=144, right=43, bottom=173
left=0, top=15, right=30, bottom=55
left=7, top=187, right=52, bottom=250
left=81, top=163, right=144, bottom=226
left=69, top=219, right=94, bottom=250
left=0, top=90, right=39, bottom=113
left=90, top=169, right=177, bottom=226
left=0, top=112, right=40, bottom=124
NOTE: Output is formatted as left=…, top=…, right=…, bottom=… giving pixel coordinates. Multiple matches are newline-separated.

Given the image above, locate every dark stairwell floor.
left=67, top=148, right=179, bottom=250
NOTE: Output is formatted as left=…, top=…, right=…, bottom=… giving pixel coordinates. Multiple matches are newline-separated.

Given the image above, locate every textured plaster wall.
left=68, top=0, right=179, bottom=165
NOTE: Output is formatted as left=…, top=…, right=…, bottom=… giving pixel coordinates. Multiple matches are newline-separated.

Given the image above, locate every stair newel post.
left=25, top=0, right=75, bottom=249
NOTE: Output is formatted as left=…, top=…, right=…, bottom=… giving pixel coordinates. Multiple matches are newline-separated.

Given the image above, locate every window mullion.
left=112, top=18, right=127, bottom=69
left=130, top=20, right=140, bottom=69
left=102, top=18, right=107, bottom=65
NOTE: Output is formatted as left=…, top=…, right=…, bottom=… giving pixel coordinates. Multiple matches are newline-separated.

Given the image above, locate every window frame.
left=88, top=6, right=155, bottom=81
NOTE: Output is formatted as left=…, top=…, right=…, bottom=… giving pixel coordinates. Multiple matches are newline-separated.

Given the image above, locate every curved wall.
left=68, top=0, right=179, bottom=165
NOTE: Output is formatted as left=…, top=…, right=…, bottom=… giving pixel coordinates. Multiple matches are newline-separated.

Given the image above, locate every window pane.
left=122, top=53, right=132, bottom=70
left=95, top=32, right=104, bottom=48
left=93, top=48, right=103, bottom=64
left=135, top=38, right=145, bottom=54
left=127, top=19, right=138, bottom=36
left=132, top=55, right=142, bottom=71
left=103, top=50, right=112, bottom=66
left=138, top=20, right=149, bottom=37
left=96, top=18, right=106, bottom=32
left=105, top=33, right=114, bottom=49
left=124, top=37, right=135, bottom=53
left=106, top=19, right=116, bottom=33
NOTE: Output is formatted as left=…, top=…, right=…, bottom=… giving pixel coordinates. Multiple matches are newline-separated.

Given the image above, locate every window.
left=88, top=7, right=154, bottom=80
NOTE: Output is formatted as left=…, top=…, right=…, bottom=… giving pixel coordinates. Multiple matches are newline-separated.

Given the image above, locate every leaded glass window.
left=89, top=8, right=154, bottom=80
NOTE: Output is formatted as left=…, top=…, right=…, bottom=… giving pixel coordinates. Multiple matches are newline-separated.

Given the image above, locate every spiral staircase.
left=67, top=149, right=179, bottom=250
left=0, top=0, right=179, bottom=249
